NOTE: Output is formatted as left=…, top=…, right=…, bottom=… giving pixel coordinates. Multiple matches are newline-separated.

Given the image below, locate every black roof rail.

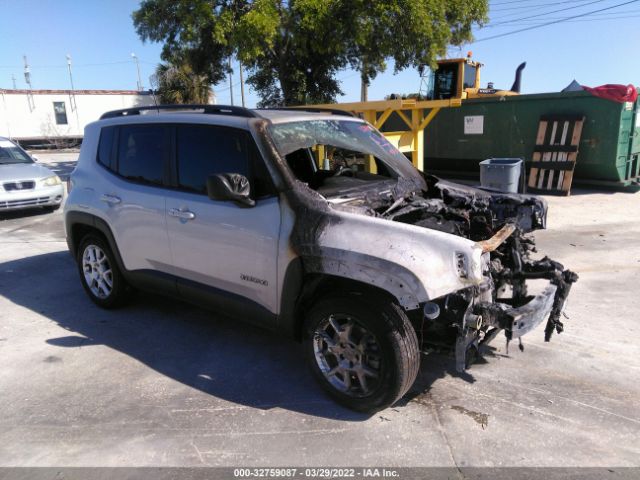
left=257, top=107, right=357, bottom=118
left=99, top=104, right=260, bottom=120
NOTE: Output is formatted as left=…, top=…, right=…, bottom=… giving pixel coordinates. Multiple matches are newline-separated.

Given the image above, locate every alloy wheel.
left=82, top=244, right=113, bottom=299
left=312, top=314, right=382, bottom=397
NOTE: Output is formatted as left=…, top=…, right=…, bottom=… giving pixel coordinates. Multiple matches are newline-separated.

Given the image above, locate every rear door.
left=165, top=124, right=280, bottom=319
left=97, top=124, right=173, bottom=275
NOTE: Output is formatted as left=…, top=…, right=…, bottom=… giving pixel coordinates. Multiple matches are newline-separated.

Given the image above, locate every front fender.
left=298, top=210, right=486, bottom=309
left=299, top=247, right=427, bottom=310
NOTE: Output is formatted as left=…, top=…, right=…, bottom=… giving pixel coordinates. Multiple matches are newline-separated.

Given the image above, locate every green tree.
left=133, top=0, right=488, bottom=107
left=153, top=61, right=212, bottom=104
left=337, top=0, right=488, bottom=100
left=133, top=1, right=234, bottom=86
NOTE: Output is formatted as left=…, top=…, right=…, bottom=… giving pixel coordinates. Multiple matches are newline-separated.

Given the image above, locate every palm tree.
left=153, top=62, right=212, bottom=104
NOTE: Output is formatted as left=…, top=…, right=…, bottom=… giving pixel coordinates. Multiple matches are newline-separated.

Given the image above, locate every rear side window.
left=117, top=125, right=169, bottom=185
left=176, top=125, right=249, bottom=194
left=97, top=126, right=116, bottom=169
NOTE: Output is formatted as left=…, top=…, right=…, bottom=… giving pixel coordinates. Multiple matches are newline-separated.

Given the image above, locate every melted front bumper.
left=506, top=283, right=557, bottom=340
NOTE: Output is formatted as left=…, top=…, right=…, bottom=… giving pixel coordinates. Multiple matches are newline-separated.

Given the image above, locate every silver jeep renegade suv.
left=64, top=105, right=577, bottom=412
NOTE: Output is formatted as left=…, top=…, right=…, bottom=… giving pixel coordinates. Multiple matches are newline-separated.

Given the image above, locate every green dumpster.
left=398, top=89, right=640, bottom=187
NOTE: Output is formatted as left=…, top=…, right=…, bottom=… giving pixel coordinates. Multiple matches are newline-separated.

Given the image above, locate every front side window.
left=176, top=125, right=249, bottom=194
left=464, top=65, right=477, bottom=89
left=53, top=102, right=68, bottom=125
left=433, top=63, right=458, bottom=99
left=117, top=125, right=169, bottom=185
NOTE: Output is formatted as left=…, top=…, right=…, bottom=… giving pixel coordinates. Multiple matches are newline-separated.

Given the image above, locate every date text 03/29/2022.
left=233, top=468, right=400, bottom=478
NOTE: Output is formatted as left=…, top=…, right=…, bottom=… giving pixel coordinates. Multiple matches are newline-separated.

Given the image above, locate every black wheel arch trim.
left=278, top=257, right=414, bottom=341
left=65, top=210, right=128, bottom=276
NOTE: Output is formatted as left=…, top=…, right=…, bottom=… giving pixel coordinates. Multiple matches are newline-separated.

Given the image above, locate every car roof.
left=94, top=105, right=363, bottom=128
left=94, top=112, right=254, bottom=130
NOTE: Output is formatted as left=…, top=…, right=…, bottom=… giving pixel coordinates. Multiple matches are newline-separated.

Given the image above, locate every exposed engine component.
left=370, top=175, right=578, bottom=370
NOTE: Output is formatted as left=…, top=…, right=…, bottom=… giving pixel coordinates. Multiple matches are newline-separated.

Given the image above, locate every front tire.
left=303, top=295, right=420, bottom=413
left=77, top=234, right=130, bottom=309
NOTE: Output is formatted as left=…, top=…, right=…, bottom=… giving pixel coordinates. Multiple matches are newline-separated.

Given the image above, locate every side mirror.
left=206, top=173, right=255, bottom=208
left=31, top=155, right=39, bottom=162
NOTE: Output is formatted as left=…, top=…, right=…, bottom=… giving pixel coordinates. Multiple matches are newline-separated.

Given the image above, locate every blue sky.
left=1, top=0, right=638, bottom=108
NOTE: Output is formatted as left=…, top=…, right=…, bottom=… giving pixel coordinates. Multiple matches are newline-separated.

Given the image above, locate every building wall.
left=0, top=90, right=157, bottom=141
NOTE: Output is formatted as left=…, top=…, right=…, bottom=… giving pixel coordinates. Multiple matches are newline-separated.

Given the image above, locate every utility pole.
left=360, top=58, right=369, bottom=102
left=228, top=57, right=234, bottom=106
left=239, top=62, right=246, bottom=108
left=66, top=54, right=80, bottom=131
left=131, top=53, right=143, bottom=90
left=360, top=78, right=368, bottom=102
left=23, top=56, right=31, bottom=88
left=66, top=55, right=77, bottom=109
left=11, top=75, right=17, bottom=89
left=23, top=55, right=35, bottom=111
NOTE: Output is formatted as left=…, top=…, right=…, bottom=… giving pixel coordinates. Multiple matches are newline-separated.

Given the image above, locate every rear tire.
left=303, top=295, right=420, bottom=413
left=77, top=234, right=130, bottom=309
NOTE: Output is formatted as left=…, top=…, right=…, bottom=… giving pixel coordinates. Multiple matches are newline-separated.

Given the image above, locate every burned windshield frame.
left=267, top=119, right=425, bottom=190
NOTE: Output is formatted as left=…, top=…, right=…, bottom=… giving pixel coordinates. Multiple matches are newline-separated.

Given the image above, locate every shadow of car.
left=0, top=250, right=471, bottom=418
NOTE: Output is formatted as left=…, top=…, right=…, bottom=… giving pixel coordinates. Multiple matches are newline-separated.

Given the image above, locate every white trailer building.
left=0, top=89, right=157, bottom=146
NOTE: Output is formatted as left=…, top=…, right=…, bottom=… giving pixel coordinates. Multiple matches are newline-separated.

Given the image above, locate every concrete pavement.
left=0, top=153, right=639, bottom=468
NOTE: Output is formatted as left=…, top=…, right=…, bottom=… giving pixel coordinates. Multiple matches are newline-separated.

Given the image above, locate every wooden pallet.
left=527, top=114, right=585, bottom=195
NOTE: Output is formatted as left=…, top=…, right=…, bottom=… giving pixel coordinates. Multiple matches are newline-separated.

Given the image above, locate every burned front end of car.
left=262, top=113, right=577, bottom=373
left=382, top=175, right=578, bottom=371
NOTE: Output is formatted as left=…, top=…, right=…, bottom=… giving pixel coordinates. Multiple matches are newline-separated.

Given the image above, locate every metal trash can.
left=479, top=158, right=523, bottom=193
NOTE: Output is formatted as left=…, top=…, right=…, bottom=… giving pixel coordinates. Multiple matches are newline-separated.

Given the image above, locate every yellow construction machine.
left=417, top=53, right=526, bottom=100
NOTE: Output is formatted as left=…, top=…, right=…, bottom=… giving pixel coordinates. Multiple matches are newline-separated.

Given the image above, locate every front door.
left=165, top=124, right=280, bottom=319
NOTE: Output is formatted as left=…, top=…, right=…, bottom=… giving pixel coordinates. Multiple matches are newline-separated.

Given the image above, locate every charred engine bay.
left=331, top=175, right=578, bottom=367
left=382, top=176, right=546, bottom=240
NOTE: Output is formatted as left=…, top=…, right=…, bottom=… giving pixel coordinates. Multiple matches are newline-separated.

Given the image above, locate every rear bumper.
left=0, top=185, right=64, bottom=211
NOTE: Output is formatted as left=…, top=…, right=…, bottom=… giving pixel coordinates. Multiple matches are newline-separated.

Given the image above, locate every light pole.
left=23, top=55, right=34, bottom=111
left=131, top=53, right=143, bottom=91
left=66, top=54, right=77, bottom=104
left=239, top=61, right=245, bottom=108
left=66, top=54, right=80, bottom=130
left=23, top=55, right=32, bottom=88
left=228, top=56, right=234, bottom=106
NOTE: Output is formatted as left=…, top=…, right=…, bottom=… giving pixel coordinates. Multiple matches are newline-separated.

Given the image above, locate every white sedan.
left=0, top=137, right=64, bottom=212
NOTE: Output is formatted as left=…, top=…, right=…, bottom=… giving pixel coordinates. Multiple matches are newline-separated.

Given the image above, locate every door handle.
left=100, top=194, right=121, bottom=205
left=169, top=208, right=196, bottom=220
